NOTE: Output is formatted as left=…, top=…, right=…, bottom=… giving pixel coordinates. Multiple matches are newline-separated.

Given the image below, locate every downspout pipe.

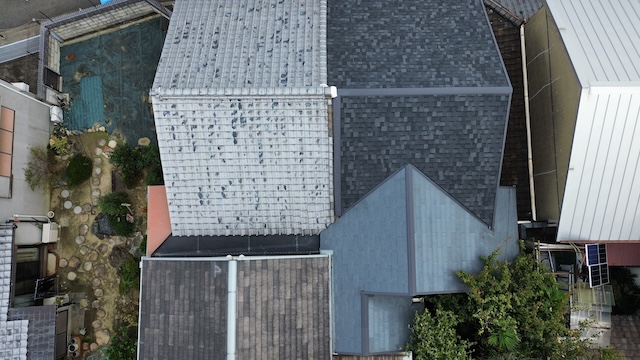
left=521, top=25, right=537, bottom=221
left=227, top=259, right=237, bottom=360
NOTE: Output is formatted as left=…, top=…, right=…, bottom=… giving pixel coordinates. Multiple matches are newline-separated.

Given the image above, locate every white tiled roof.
left=0, top=226, right=28, bottom=360
left=546, top=0, right=640, bottom=85
left=154, top=91, right=333, bottom=236
left=153, top=0, right=327, bottom=89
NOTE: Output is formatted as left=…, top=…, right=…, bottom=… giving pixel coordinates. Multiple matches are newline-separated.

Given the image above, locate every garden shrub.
left=610, top=267, right=640, bottom=315
left=24, top=146, right=64, bottom=191
left=65, top=154, right=92, bottom=187
left=145, top=165, right=164, bottom=186
left=97, top=192, right=136, bottom=236
left=119, top=255, right=140, bottom=294
left=110, top=143, right=163, bottom=188
left=103, top=325, right=137, bottom=360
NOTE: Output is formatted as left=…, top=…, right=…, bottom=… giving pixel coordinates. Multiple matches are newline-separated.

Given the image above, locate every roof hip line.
left=338, top=86, right=512, bottom=97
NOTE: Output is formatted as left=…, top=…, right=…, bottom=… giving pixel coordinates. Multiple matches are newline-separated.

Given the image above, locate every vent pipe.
left=227, top=259, right=237, bottom=360
left=521, top=25, right=537, bottom=221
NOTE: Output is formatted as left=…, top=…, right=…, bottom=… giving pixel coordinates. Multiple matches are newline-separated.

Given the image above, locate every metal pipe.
left=521, top=25, right=537, bottom=221
left=227, top=259, right=237, bottom=360
left=11, top=214, right=51, bottom=223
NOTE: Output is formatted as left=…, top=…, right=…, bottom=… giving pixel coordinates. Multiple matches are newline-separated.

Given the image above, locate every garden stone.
left=90, top=343, right=99, bottom=352
left=91, top=319, right=102, bottom=329
left=92, top=189, right=101, bottom=197
left=80, top=214, right=89, bottom=222
left=95, top=329, right=110, bottom=345
left=138, top=137, right=151, bottom=146
left=92, top=300, right=101, bottom=309
left=83, top=262, right=92, bottom=271
left=79, top=224, right=88, bottom=235
left=94, top=147, right=103, bottom=156
left=92, top=278, right=101, bottom=287
left=61, top=189, right=70, bottom=198
left=59, top=258, right=68, bottom=268
left=109, top=246, right=130, bottom=269
left=79, top=246, right=89, bottom=255
left=68, top=257, right=81, bottom=269
left=96, top=309, right=106, bottom=319
left=94, top=288, right=103, bottom=297
left=108, top=238, right=115, bottom=246
left=64, top=201, right=73, bottom=209
left=93, top=213, right=115, bottom=236
left=73, top=206, right=82, bottom=214
left=94, top=167, right=102, bottom=175
left=108, top=140, right=117, bottom=148
left=93, top=157, right=102, bottom=166
left=67, top=272, right=77, bottom=281
left=98, top=244, right=109, bottom=254
left=93, top=264, right=106, bottom=277
left=75, top=235, right=85, bottom=245
left=89, top=251, right=99, bottom=261
left=79, top=299, right=89, bottom=308
left=92, top=177, right=100, bottom=186
left=83, top=204, right=92, bottom=212
left=98, top=138, right=106, bottom=147
left=82, top=343, right=89, bottom=351
left=115, top=236, right=124, bottom=246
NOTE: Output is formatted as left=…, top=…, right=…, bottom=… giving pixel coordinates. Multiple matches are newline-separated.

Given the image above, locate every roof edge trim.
left=143, top=253, right=330, bottom=262
left=151, top=86, right=330, bottom=97
left=338, top=86, right=512, bottom=97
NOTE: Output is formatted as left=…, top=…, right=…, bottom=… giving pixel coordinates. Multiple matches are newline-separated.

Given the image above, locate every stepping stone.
left=88, top=251, right=99, bottom=261
left=98, top=138, right=106, bottom=147
left=98, top=244, right=109, bottom=254
left=61, top=189, right=70, bottom=198
left=80, top=213, right=89, bottom=222
left=93, top=264, right=106, bottom=277
left=59, top=258, right=68, bottom=268
left=114, top=236, right=124, bottom=246
left=138, top=137, right=151, bottom=146
left=79, top=246, right=89, bottom=255
left=108, top=140, right=117, bottom=148
left=92, top=189, right=101, bottom=197
left=108, top=239, right=115, bottom=246
left=68, top=257, right=81, bottom=269
left=93, top=157, right=102, bottom=166
left=92, top=319, right=102, bottom=329
left=92, top=177, right=100, bottom=186
left=98, top=126, right=105, bottom=132
left=64, top=201, right=73, bottom=209
left=89, top=343, right=98, bottom=352
left=82, top=343, right=89, bottom=351
left=94, top=167, right=102, bottom=175
left=92, top=300, right=101, bottom=309
left=67, top=272, right=77, bottom=281
left=94, top=288, right=103, bottom=297
left=75, top=236, right=85, bottom=244
left=83, top=204, right=92, bottom=212
left=96, top=309, right=106, bottom=319
left=79, top=224, right=88, bottom=235
left=83, top=262, right=92, bottom=271
left=92, top=278, right=101, bottom=287
left=73, top=206, right=82, bottom=214
left=79, top=298, right=89, bottom=308
left=95, top=147, right=103, bottom=156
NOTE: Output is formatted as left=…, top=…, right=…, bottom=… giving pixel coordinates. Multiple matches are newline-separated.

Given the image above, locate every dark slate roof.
left=8, top=306, right=56, bottom=360
left=339, top=94, right=510, bottom=225
left=235, top=257, right=331, bottom=359
left=139, top=260, right=228, bottom=360
left=139, top=256, right=331, bottom=360
left=327, top=0, right=509, bottom=88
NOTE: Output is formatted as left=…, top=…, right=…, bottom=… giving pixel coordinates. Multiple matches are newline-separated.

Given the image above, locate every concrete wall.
left=0, top=81, right=51, bottom=244
left=525, top=5, right=581, bottom=221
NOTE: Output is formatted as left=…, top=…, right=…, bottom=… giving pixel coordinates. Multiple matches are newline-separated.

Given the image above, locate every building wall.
left=0, top=81, right=51, bottom=243
left=321, top=168, right=409, bottom=354
left=525, top=6, right=581, bottom=221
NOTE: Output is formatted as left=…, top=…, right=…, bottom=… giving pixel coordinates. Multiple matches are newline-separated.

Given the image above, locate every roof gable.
left=153, top=0, right=327, bottom=90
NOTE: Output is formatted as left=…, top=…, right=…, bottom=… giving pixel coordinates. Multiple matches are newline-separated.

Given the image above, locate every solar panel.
left=585, top=244, right=609, bottom=287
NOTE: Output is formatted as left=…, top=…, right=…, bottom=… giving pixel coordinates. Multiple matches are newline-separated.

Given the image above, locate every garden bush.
left=103, top=325, right=137, bottom=360
left=97, top=192, right=130, bottom=216
left=110, top=143, right=163, bottom=188
left=24, top=146, right=63, bottom=191
left=109, top=214, right=136, bottom=237
left=65, top=154, right=92, bottom=187
left=119, top=255, right=140, bottom=294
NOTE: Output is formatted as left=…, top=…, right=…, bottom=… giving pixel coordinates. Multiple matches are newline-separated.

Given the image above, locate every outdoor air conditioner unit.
left=50, top=106, right=64, bottom=123
left=42, top=222, right=59, bottom=243
left=11, top=82, right=29, bottom=92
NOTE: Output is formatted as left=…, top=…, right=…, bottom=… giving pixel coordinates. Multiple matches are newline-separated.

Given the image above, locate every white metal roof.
left=0, top=226, right=28, bottom=359
left=153, top=92, right=333, bottom=236
left=153, top=0, right=327, bottom=90
left=546, top=0, right=640, bottom=85
left=559, top=91, right=640, bottom=241
left=545, top=0, right=640, bottom=241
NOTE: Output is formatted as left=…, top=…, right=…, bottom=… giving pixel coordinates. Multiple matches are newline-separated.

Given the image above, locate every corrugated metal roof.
left=154, top=94, right=333, bottom=236
left=559, top=92, right=640, bottom=240
left=153, top=0, right=327, bottom=89
left=0, top=225, right=28, bottom=360
left=546, top=0, right=640, bottom=85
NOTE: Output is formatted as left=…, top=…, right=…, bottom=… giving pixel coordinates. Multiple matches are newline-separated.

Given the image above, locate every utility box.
left=42, top=222, right=59, bottom=243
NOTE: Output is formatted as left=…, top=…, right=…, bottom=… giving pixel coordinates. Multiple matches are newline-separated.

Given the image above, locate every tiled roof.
left=153, top=0, right=327, bottom=89
left=0, top=225, right=28, bottom=360
left=138, top=256, right=331, bottom=360
left=327, top=0, right=509, bottom=88
left=154, top=93, right=333, bottom=236
left=152, top=0, right=332, bottom=237
left=339, top=94, right=510, bottom=225
left=8, top=307, right=56, bottom=360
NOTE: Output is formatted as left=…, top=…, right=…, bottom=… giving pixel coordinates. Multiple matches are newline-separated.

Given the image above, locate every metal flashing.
left=493, top=91, right=514, bottom=229
left=338, top=86, right=512, bottom=97
left=405, top=165, right=417, bottom=296
left=361, top=293, right=369, bottom=355
left=333, top=95, right=342, bottom=216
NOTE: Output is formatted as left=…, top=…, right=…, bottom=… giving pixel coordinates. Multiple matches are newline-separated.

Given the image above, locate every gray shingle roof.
left=327, top=0, right=509, bottom=88
left=153, top=0, right=327, bottom=89
left=339, top=94, right=510, bottom=225
left=139, top=256, right=331, bottom=360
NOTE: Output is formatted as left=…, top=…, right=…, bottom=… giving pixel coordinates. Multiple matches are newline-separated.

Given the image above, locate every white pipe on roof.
left=227, top=259, right=237, bottom=360
left=521, top=25, right=537, bottom=221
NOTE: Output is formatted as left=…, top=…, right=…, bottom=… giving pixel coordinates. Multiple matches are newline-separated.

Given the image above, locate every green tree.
left=23, top=146, right=63, bottom=191
left=407, top=307, right=472, bottom=360
left=65, top=154, right=92, bottom=187
left=103, top=325, right=137, bottom=360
